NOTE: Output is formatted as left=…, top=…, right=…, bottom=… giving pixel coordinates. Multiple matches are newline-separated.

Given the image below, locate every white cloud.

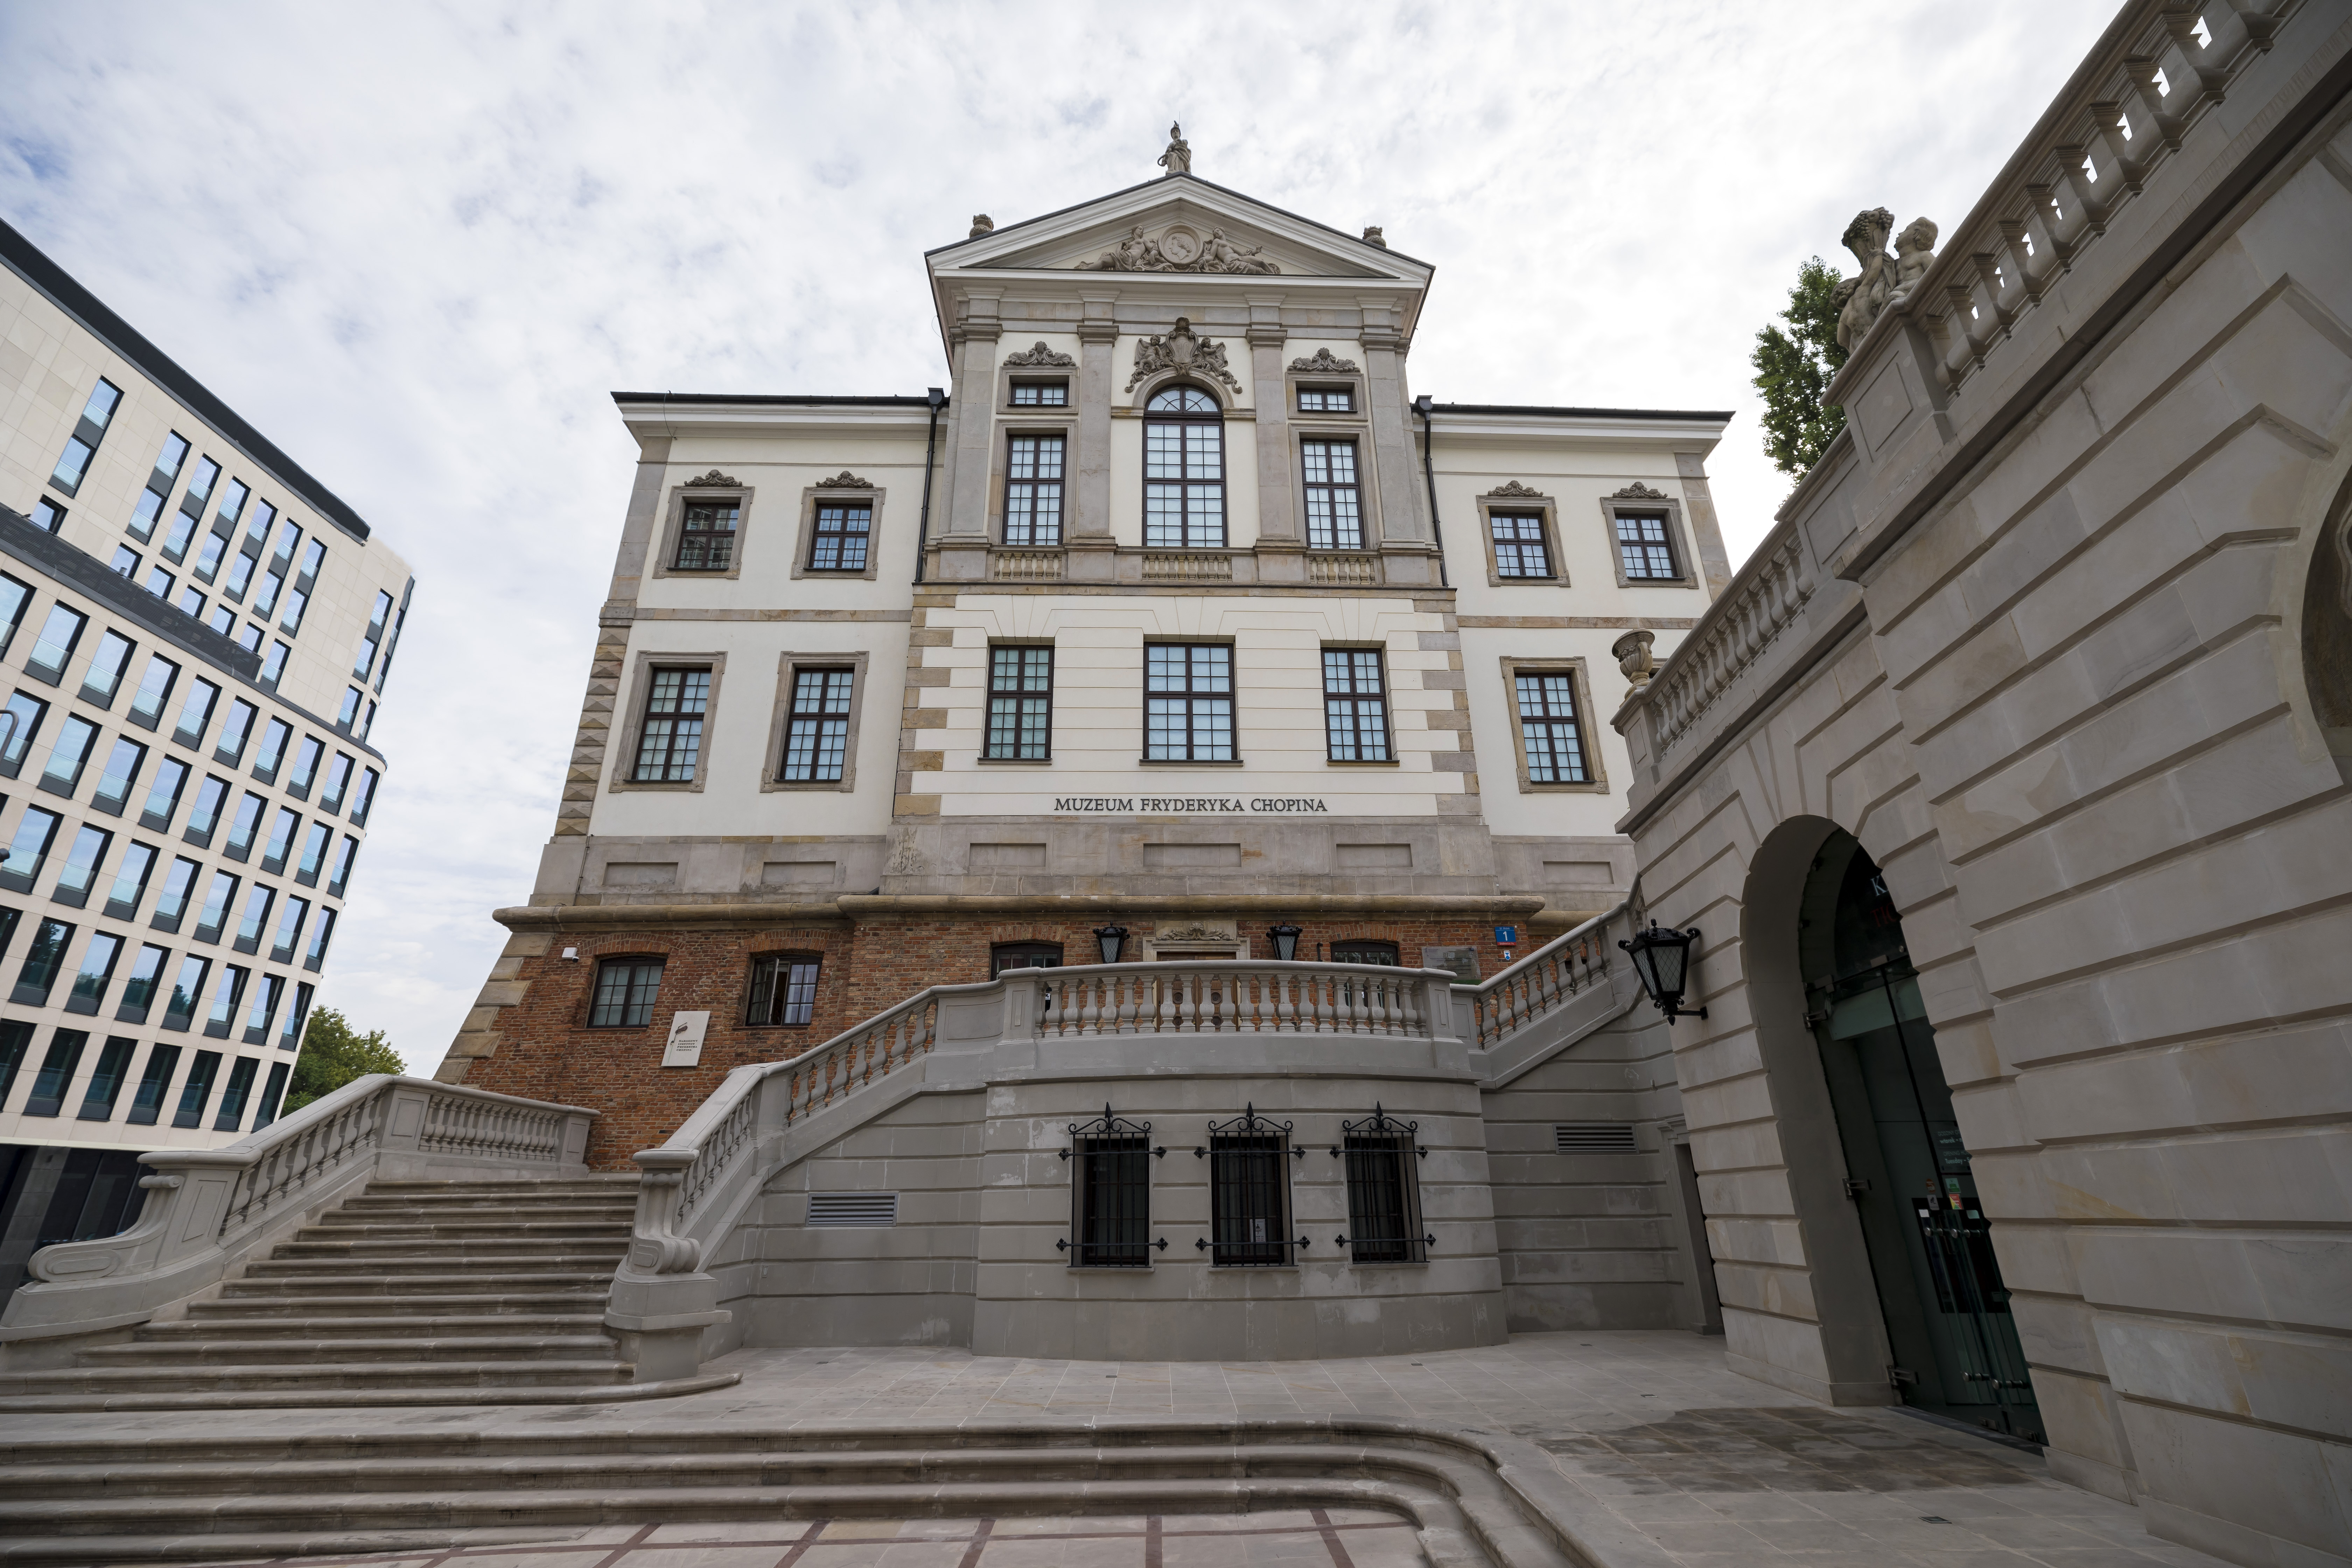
left=0, top=0, right=2110, bottom=1071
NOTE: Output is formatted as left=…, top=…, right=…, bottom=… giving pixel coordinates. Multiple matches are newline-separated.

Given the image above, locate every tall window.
left=1208, top=1109, right=1294, bottom=1267
left=1515, top=671, right=1589, bottom=784
left=1003, top=435, right=1064, bottom=546
left=128, top=434, right=191, bottom=542
left=746, top=953, right=820, bottom=1026
left=1341, top=1108, right=1426, bottom=1264
left=589, top=957, right=664, bottom=1027
left=48, top=379, right=122, bottom=496
left=1144, top=643, right=1234, bottom=762
left=1143, top=386, right=1224, bottom=548
left=1490, top=513, right=1552, bottom=578
left=632, top=667, right=710, bottom=782
left=780, top=668, right=854, bottom=782
left=674, top=500, right=739, bottom=571
left=1322, top=649, right=1391, bottom=762
left=1301, top=439, right=1363, bottom=550
left=985, top=646, right=1052, bottom=761
left=1615, top=511, right=1679, bottom=579
left=1068, top=1108, right=1154, bottom=1267
left=808, top=502, right=871, bottom=571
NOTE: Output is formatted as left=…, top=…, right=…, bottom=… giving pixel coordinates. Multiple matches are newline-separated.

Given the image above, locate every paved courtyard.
left=39, top=1332, right=2225, bottom=1568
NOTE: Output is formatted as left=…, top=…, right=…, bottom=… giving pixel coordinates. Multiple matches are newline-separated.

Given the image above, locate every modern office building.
left=0, top=218, right=412, bottom=1299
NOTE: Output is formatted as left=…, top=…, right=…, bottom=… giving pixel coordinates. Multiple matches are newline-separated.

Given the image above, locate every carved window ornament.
left=1288, top=348, right=1360, bottom=375
left=1488, top=481, right=1547, bottom=498
left=814, top=471, right=875, bottom=490
left=1610, top=482, right=1668, bottom=500
left=1128, top=317, right=1243, bottom=394
left=682, top=469, right=741, bottom=488
left=1002, top=342, right=1077, bottom=368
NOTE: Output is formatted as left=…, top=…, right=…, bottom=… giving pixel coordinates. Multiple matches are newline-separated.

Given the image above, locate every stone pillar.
left=1247, top=301, right=1299, bottom=583
left=1360, top=304, right=1440, bottom=587
left=1674, top=452, right=1735, bottom=598
left=1070, top=295, right=1120, bottom=582
left=936, top=291, right=1001, bottom=582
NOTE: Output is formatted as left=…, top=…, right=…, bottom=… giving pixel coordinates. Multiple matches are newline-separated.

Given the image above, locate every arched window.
left=1144, top=385, right=1225, bottom=548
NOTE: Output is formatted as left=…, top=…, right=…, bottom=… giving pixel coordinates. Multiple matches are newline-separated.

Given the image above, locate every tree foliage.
left=1751, top=256, right=1851, bottom=476
left=284, top=1007, right=404, bottom=1112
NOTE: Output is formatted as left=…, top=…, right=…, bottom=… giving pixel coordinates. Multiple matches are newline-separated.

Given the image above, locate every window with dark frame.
left=588, top=957, right=664, bottom=1027
left=1331, top=940, right=1400, bottom=966
left=808, top=502, right=872, bottom=572
left=1614, top=511, right=1679, bottom=579
left=780, top=667, right=854, bottom=782
left=1207, top=1107, right=1296, bottom=1267
left=1003, top=434, right=1065, bottom=546
left=1067, top=1107, right=1155, bottom=1267
left=631, top=667, right=710, bottom=783
left=990, top=941, right=1062, bottom=976
left=1144, top=643, right=1234, bottom=762
left=128, top=434, right=191, bottom=543
left=1297, top=386, right=1354, bottom=413
left=745, top=953, right=821, bottom=1026
left=985, top=646, right=1052, bottom=761
left=48, top=379, right=122, bottom=496
left=1514, top=671, right=1590, bottom=784
left=1341, top=1108, right=1427, bottom=1264
left=1143, top=386, right=1225, bottom=548
left=1010, top=379, right=1068, bottom=407
left=1490, top=512, right=1552, bottom=578
left=674, top=499, right=740, bottom=572
left=1322, top=649, right=1391, bottom=762
left=1301, top=439, right=1363, bottom=550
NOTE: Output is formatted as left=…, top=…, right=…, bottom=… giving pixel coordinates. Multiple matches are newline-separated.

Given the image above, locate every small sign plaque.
left=662, top=1011, right=710, bottom=1069
left=1494, top=925, right=1518, bottom=945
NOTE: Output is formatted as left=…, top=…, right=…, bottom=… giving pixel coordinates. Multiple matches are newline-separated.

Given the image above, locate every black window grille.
left=1490, top=512, right=1552, bottom=578
left=1301, top=439, right=1363, bottom=550
left=589, top=958, right=664, bottom=1027
left=1615, top=511, right=1679, bottom=579
left=746, top=953, right=820, bottom=1026
left=1004, top=435, right=1064, bottom=546
left=1061, top=1104, right=1163, bottom=1266
left=1143, top=386, right=1224, bottom=548
left=1515, top=671, right=1589, bottom=784
left=1322, top=648, right=1390, bottom=761
left=808, top=503, right=872, bottom=572
left=1331, top=940, right=1399, bottom=966
left=985, top=646, right=1053, bottom=760
left=632, top=667, right=710, bottom=782
left=1337, top=1105, right=1430, bottom=1264
left=780, top=668, right=855, bottom=781
left=675, top=500, right=740, bottom=571
left=1144, top=643, right=1233, bottom=762
left=1199, top=1105, right=1302, bottom=1266
left=991, top=941, right=1063, bottom=976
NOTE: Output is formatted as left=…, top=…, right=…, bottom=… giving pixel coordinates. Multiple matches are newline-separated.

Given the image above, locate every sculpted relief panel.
left=1078, top=223, right=1280, bottom=274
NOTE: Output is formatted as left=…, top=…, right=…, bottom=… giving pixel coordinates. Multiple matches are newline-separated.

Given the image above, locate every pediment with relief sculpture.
left=937, top=183, right=1415, bottom=283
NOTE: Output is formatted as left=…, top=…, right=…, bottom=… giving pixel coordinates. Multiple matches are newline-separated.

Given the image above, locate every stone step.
left=82, top=1335, right=619, bottom=1366
left=360, top=1180, right=639, bottom=1197
left=318, top=1205, right=635, bottom=1224
left=0, top=1359, right=631, bottom=1395
left=143, top=1313, right=606, bottom=1339
left=191, top=1290, right=609, bottom=1316
left=239, top=1255, right=622, bottom=1278
left=271, top=1236, right=629, bottom=1257
left=0, top=1370, right=742, bottom=1417
left=0, top=1526, right=586, bottom=1564
left=219, top=1272, right=615, bottom=1297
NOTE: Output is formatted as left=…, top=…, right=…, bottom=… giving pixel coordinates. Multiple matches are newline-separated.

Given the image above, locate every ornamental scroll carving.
left=1126, top=317, right=1242, bottom=394
left=815, top=471, right=875, bottom=489
left=1288, top=348, right=1359, bottom=374
left=1610, top=482, right=1668, bottom=500
left=1002, top=342, right=1076, bottom=368
left=684, top=470, right=741, bottom=488
left=1487, top=481, right=1546, bottom=498
left=1077, top=223, right=1279, bottom=274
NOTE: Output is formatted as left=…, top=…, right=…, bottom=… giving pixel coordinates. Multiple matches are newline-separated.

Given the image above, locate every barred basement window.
left=1614, top=512, right=1679, bottom=580
left=1322, top=648, right=1390, bottom=762
left=746, top=952, right=820, bottom=1026
left=1339, top=1106, right=1428, bottom=1265
left=674, top=500, right=739, bottom=572
left=1205, top=1106, right=1297, bottom=1266
left=1556, top=1122, right=1638, bottom=1153
left=1065, top=1105, right=1160, bottom=1267
left=632, top=667, right=710, bottom=782
left=1514, top=671, right=1589, bottom=784
left=1003, top=434, right=1064, bottom=546
left=1301, top=439, right=1363, bottom=550
left=806, top=1192, right=898, bottom=1227
left=1490, top=512, right=1552, bottom=578
left=985, top=645, right=1053, bottom=760
left=780, top=668, right=854, bottom=782
left=589, top=958, right=664, bottom=1027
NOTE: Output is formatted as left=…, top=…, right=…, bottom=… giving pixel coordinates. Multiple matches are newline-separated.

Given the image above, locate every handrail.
left=1035, top=959, right=1447, bottom=1038
left=1457, top=902, right=1633, bottom=1051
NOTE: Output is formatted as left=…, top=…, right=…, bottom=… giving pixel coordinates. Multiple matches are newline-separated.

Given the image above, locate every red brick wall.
left=459, top=915, right=1521, bottom=1167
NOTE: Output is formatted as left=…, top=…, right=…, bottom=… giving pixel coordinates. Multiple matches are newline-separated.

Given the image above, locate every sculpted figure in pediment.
left=1080, top=224, right=1166, bottom=272
left=1201, top=228, right=1279, bottom=275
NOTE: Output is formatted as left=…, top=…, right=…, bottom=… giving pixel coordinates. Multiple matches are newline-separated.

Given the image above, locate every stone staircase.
left=0, top=1176, right=734, bottom=1411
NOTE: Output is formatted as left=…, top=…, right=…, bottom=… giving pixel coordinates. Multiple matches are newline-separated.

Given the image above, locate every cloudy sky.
left=0, top=1, right=2112, bottom=1072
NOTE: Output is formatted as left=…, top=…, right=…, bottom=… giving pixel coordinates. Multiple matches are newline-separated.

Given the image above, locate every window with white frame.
left=1143, top=387, right=1224, bottom=548
left=1004, top=435, right=1065, bottom=546
left=1301, top=439, right=1363, bottom=550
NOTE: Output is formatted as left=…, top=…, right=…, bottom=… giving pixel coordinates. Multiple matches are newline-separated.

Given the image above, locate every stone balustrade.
left=1645, top=531, right=1815, bottom=758
left=1465, top=902, right=1631, bottom=1050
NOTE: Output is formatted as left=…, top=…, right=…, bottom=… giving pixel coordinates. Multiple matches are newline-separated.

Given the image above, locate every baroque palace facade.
left=435, top=160, right=1731, bottom=1162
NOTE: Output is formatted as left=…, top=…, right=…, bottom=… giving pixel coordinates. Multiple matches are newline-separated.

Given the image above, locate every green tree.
left=1751, top=256, right=1850, bottom=476
left=284, top=1007, right=405, bottom=1112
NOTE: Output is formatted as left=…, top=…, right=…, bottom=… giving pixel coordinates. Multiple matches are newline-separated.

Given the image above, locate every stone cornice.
left=493, top=891, right=1548, bottom=930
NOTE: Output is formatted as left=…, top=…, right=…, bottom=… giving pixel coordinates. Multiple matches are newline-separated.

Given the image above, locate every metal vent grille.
left=806, top=1192, right=898, bottom=1227
left=1555, top=1123, right=1638, bottom=1153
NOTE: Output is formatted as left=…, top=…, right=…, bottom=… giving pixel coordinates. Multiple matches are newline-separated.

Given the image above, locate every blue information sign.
left=1494, top=925, right=1518, bottom=945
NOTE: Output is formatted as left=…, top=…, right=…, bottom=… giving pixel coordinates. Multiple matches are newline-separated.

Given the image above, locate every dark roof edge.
left=923, top=172, right=1435, bottom=270
left=0, top=217, right=377, bottom=546
left=0, top=505, right=388, bottom=765
left=1428, top=403, right=1736, bottom=422
left=610, top=392, right=941, bottom=408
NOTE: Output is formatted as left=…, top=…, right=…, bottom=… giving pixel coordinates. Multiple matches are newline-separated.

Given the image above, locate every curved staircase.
left=0, top=1177, right=734, bottom=1412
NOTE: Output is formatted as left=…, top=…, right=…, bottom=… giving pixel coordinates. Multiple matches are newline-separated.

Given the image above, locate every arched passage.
left=1799, top=830, right=2041, bottom=1441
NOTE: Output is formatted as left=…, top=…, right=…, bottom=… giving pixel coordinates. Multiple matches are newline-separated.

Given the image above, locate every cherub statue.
left=1885, top=217, right=1939, bottom=304
left=1832, top=207, right=1897, bottom=352
left=1158, top=121, right=1191, bottom=176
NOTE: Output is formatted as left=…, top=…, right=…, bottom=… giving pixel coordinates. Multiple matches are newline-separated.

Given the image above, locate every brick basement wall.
left=450, top=914, right=1525, bottom=1167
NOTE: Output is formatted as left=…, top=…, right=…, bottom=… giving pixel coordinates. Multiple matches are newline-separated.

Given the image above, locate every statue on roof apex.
left=1158, top=121, right=1191, bottom=177
left=969, top=214, right=994, bottom=238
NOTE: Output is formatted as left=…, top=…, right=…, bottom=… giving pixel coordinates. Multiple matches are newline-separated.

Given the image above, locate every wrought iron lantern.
left=1618, top=921, right=1708, bottom=1022
left=1092, top=925, right=1128, bottom=965
left=1267, top=923, right=1303, bottom=962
